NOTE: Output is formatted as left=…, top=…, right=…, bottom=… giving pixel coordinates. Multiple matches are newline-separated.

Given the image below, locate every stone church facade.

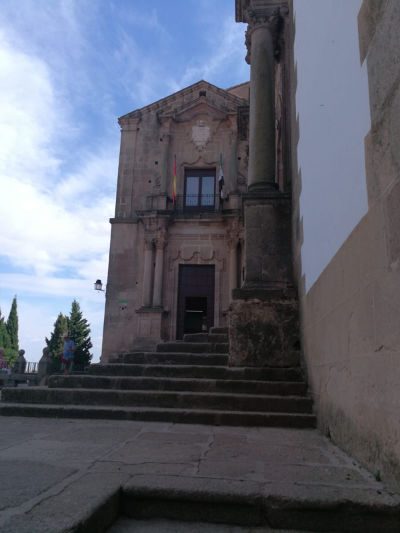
left=101, top=81, right=251, bottom=360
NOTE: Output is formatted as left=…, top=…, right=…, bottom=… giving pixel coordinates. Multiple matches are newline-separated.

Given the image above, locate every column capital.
left=144, top=237, right=154, bottom=251
left=244, top=6, right=287, bottom=64
left=155, top=237, right=167, bottom=250
left=227, top=228, right=242, bottom=249
left=155, top=228, right=168, bottom=250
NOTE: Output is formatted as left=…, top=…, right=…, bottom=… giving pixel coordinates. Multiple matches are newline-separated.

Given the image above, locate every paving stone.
left=0, top=472, right=127, bottom=533
left=0, top=459, right=75, bottom=512
left=92, top=460, right=197, bottom=477
left=0, top=418, right=398, bottom=532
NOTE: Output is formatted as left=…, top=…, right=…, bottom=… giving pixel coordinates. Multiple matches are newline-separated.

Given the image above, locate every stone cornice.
left=236, top=0, right=250, bottom=22
left=110, top=217, right=139, bottom=224
left=236, top=0, right=288, bottom=22
left=158, top=97, right=236, bottom=123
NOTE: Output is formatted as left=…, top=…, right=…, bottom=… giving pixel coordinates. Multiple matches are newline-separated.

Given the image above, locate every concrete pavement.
left=0, top=417, right=399, bottom=532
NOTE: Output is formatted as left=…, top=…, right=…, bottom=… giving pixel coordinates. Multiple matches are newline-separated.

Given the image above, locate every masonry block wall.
left=291, top=0, right=400, bottom=490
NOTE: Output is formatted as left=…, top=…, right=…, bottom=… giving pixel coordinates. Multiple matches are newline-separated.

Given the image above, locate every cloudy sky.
left=0, top=0, right=249, bottom=362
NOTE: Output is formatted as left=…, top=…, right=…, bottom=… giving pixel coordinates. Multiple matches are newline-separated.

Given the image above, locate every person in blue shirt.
left=62, top=334, right=76, bottom=375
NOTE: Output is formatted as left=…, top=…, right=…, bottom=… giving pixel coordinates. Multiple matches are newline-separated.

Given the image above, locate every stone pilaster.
left=142, top=237, right=154, bottom=307
left=160, top=120, right=172, bottom=193
left=152, top=230, right=167, bottom=308
left=228, top=238, right=238, bottom=302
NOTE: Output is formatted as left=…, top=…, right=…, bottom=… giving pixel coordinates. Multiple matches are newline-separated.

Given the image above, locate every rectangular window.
left=184, top=169, right=215, bottom=209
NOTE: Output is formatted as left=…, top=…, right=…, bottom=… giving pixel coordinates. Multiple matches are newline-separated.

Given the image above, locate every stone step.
left=88, top=363, right=305, bottom=382
left=210, top=327, right=228, bottom=335
left=156, top=342, right=229, bottom=354
left=0, top=403, right=317, bottom=428
left=183, top=333, right=228, bottom=343
left=1, top=387, right=314, bottom=414
left=118, top=476, right=400, bottom=533
left=112, top=352, right=228, bottom=366
left=47, top=374, right=308, bottom=396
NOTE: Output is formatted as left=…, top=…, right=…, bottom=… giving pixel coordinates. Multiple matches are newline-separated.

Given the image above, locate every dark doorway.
left=177, top=265, right=215, bottom=339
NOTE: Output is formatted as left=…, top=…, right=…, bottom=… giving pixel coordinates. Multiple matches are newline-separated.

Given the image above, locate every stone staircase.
left=0, top=328, right=316, bottom=428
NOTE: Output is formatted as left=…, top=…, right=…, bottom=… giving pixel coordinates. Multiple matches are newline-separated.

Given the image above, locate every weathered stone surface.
left=0, top=471, right=126, bottom=533
left=0, top=460, right=74, bottom=512
left=242, top=195, right=293, bottom=288
left=0, top=417, right=399, bottom=532
left=229, top=297, right=300, bottom=367
left=109, top=517, right=275, bottom=532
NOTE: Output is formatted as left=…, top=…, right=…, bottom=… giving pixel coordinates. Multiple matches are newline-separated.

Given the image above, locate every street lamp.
left=94, top=279, right=105, bottom=292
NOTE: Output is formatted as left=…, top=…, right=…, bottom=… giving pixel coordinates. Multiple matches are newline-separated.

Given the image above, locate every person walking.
left=62, top=334, right=76, bottom=375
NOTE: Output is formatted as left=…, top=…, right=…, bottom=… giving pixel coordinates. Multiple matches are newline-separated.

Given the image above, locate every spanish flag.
left=172, top=154, right=177, bottom=204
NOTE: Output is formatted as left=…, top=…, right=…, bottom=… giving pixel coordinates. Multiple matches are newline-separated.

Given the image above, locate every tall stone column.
left=229, top=1, right=299, bottom=369
left=246, top=9, right=279, bottom=191
left=152, top=232, right=167, bottom=308
left=142, top=238, right=154, bottom=307
left=239, top=5, right=292, bottom=290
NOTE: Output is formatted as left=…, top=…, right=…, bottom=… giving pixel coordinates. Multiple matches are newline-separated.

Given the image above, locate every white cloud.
left=0, top=1, right=249, bottom=363
left=0, top=11, right=116, bottom=361
left=0, top=31, right=61, bottom=189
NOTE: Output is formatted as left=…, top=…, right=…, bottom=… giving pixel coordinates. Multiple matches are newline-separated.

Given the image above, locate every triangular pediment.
left=119, top=80, right=247, bottom=125
left=159, top=97, right=232, bottom=122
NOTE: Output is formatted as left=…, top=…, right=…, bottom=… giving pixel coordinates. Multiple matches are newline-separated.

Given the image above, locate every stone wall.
left=291, top=0, right=400, bottom=490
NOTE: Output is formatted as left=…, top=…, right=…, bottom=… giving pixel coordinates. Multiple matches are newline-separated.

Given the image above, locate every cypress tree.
left=0, top=307, right=16, bottom=366
left=45, top=312, right=69, bottom=367
left=6, top=296, right=19, bottom=352
left=0, top=308, right=11, bottom=351
left=68, top=300, right=92, bottom=370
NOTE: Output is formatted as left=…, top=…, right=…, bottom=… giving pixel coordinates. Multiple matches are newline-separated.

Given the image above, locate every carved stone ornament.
left=244, top=7, right=285, bottom=64
left=191, top=120, right=211, bottom=151
left=155, top=228, right=168, bottom=249
left=227, top=219, right=243, bottom=248
left=144, top=237, right=154, bottom=251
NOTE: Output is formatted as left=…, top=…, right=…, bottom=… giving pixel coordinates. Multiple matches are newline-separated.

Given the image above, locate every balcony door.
left=184, top=169, right=215, bottom=210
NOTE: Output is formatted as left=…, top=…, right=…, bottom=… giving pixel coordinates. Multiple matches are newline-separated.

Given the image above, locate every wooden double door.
left=176, top=265, right=215, bottom=340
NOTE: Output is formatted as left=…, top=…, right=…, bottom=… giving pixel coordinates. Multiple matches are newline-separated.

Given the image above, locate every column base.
left=228, top=289, right=300, bottom=368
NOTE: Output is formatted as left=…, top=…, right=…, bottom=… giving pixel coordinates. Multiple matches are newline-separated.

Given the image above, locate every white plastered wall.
left=293, top=0, right=370, bottom=290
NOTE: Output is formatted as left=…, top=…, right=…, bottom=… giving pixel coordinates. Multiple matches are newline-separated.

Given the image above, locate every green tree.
left=68, top=300, right=92, bottom=370
left=0, top=308, right=11, bottom=350
left=45, top=312, right=69, bottom=370
left=0, top=307, right=16, bottom=366
left=6, top=296, right=19, bottom=352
